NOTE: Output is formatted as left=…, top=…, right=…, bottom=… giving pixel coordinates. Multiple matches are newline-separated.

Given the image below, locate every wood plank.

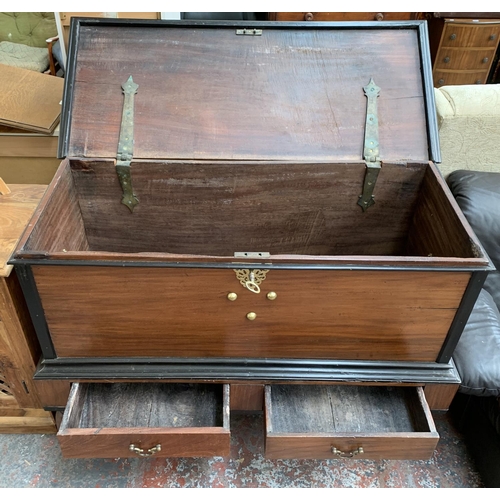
left=68, top=26, right=429, bottom=162
left=32, top=380, right=71, bottom=408
left=230, top=384, right=264, bottom=411
left=33, top=266, right=470, bottom=361
left=0, top=135, right=59, bottom=158
left=22, top=160, right=89, bottom=255
left=0, top=158, right=59, bottom=185
left=69, top=159, right=426, bottom=257
left=0, top=184, right=46, bottom=276
left=407, top=163, right=485, bottom=259
left=424, top=383, right=460, bottom=410
left=0, top=408, right=56, bottom=434
left=0, top=64, right=63, bottom=134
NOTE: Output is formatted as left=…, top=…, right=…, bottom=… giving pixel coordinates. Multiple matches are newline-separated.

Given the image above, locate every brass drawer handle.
left=332, top=446, right=364, bottom=458
left=129, top=444, right=161, bottom=457
left=304, top=12, right=314, bottom=21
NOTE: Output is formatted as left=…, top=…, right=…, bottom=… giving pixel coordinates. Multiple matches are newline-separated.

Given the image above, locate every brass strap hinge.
left=116, top=76, right=139, bottom=212
left=358, top=78, right=381, bottom=212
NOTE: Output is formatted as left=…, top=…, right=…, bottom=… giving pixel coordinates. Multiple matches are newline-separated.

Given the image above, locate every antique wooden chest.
left=10, top=19, right=493, bottom=459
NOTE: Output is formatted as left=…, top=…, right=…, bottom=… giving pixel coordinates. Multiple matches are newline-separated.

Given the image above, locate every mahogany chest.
left=10, top=19, right=493, bottom=459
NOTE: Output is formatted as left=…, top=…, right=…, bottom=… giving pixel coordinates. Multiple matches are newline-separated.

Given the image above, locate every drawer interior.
left=62, top=383, right=226, bottom=430
left=266, top=385, right=433, bottom=434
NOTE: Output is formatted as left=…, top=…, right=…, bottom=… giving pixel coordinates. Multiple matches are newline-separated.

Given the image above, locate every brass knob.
left=227, top=292, right=238, bottom=301
left=267, top=291, right=277, bottom=301
left=450, top=33, right=457, bottom=40
left=246, top=312, right=257, bottom=321
left=304, top=12, right=314, bottom=21
left=482, top=57, right=489, bottom=64
left=375, top=13, right=384, bottom=21
left=443, top=56, right=450, bottom=63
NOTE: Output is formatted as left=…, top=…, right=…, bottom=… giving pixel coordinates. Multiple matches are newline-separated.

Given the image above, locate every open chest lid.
left=60, top=19, right=440, bottom=163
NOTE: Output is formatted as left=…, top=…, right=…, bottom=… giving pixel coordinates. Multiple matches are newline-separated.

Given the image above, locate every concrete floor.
left=0, top=412, right=484, bottom=488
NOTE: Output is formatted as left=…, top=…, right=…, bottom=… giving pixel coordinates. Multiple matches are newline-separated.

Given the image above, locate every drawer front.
left=442, top=22, right=500, bottom=48
left=264, top=385, right=439, bottom=460
left=434, top=70, right=489, bottom=87
left=34, top=266, right=470, bottom=362
left=434, top=47, right=496, bottom=70
left=57, top=383, right=231, bottom=459
left=273, top=12, right=413, bottom=22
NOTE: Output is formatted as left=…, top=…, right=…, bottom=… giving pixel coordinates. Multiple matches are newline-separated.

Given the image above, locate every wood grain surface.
left=22, top=161, right=89, bottom=255
left=67, top=26, right=429, bottom=162
left=264, top=385, right=438, bottom=459
left=33, top=266, right=470, bottom=361
left=57, top=382, right=230, bottom=458
left=0, top=184, right=46, bottom=276
left=0, top=64, right=63, bottom=134
left=68, top=159, right=426, bottom=257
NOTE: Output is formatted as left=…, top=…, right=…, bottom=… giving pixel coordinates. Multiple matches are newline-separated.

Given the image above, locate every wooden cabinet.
left=430, top=18, right=500, bottom=87
left=0, top=183, right=56, bottom=433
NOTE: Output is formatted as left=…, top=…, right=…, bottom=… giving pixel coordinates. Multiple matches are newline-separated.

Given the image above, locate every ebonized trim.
left=34, top=356, right=461, bottom=384
left=8, top=258, right=493, bottom=272
left=14, top=265, right=56, bottom=359
left=437, top=270, right=490, bottom=363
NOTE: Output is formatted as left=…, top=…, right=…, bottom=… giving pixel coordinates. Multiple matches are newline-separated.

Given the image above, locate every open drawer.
left=264, top=385, right=439, bottom=460
left=57, top=383, right=230, bottom=458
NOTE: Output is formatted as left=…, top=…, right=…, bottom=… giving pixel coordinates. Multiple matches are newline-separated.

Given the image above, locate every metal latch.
left=236, top=29, right=262, bottom=35
left=116, top=76, right=139, bottom=212
left=358, top=78, right=381, bottom=212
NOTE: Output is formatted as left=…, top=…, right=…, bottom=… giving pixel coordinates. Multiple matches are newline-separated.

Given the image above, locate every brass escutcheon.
left=129, top=444, right=162, bottom=457
left=234, top=269, right=269, bottom=294
left=331, top=446, right=364, bottom=458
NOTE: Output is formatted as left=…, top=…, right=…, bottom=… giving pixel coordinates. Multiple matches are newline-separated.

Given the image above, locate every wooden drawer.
left=270, top=12, right=414, bottom=22
left=57, top=383, right=230, bottom=458
left=434, top=47, right=496, bottom=70
left=433, top=70, right=489, bottom=87
left=442, top=22, right=500, bottom=48
left=264, top=385, right=439, bottom=460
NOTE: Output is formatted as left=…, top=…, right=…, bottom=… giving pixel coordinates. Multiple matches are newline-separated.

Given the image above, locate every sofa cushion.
left=454, top=289, right=500, bottom=397
left=434, top=85, right=500, bottom=178
left=0, top=12, right=57, bottom=48
left=0, top=41, right=49, bottom=72
left=447, top=170, right=500, bottom=309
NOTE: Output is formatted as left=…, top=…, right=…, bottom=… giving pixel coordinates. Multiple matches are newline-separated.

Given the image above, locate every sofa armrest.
left=435, top=85, right=500, bottom=179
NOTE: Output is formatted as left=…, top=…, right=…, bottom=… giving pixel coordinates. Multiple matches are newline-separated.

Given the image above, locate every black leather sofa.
left=447, top=170, right=500, bottom=488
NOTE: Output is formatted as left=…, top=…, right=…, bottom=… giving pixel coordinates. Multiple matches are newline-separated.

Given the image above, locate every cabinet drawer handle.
left=490, top=34, right=497, bottom=41
left=482, top=57, right=489, bottom=64
left=332, top=446, right=364, bottom=458
left=375, top=13, right=384, bottom=21
left=129, top=444, right=161, bottom=457
left=438, top=78, right=445, bottom=85
left=449, top=33, right=457, bottom=40
left=476, top=80, right=482, bottom=84
left=443, top=56, right=450, bottom=63
left=304, top=12, right=314, bottom=21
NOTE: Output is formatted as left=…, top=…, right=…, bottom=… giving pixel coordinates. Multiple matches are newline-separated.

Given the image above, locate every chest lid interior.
left=60, top=19, right=439, bottom=163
